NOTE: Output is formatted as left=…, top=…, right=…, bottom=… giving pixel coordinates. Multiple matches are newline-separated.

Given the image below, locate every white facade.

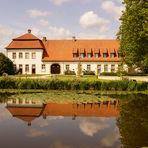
left=7, top=48, right=121, bottom=75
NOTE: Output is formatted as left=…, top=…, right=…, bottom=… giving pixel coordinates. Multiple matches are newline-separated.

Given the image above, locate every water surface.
left=0, top=92, right=147, bottom=148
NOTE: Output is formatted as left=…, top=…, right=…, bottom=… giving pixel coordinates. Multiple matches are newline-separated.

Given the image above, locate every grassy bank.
left=0, top=77, right=148, bottom=91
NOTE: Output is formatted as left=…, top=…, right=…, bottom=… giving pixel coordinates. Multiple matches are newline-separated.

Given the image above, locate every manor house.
left=6, top=29, right=124, bottom=75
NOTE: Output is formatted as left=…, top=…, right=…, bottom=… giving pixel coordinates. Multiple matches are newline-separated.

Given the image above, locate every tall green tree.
left=117, top=0, right=148, bottom=73
left=0, top=52, right=15, bottom=75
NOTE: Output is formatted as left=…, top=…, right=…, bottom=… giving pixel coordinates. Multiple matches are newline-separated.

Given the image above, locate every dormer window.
left=95, top=53, right=99, bottom=58
left=80, top=53, right=85, bottom=58
left=110, top=53, right=115, bottom=58
left=87, top=53, right=92, bottom=58
left=94, top=49, right=100, bottom=58
left=103, top=53, right=108, bottom=58
left=87, top=49, right=92, bottom=58
left=102, top=49, right=108, bottom=58
left=110, top=49, right=116, bottom=58
left=79, top=49, right=85, bottom=58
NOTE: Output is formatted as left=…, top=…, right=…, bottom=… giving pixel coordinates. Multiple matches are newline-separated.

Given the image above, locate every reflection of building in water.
left=7, top=99, right=45, bottom=126
left=6, top=99, right=119, bottom=126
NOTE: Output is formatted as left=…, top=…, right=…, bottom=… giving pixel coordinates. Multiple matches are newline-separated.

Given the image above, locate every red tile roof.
left=42, top=40, right=120, bottom=62
left=6, top=33, right=44, bottom=49
left=6, top=31, right=121, bottom=62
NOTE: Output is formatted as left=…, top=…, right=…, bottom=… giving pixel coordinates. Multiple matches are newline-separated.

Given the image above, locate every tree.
left=0, top=52, right=15, bottom=75
left=117, top=0, right=148, bottom=73
left=117, top=94, right=148, bottom=148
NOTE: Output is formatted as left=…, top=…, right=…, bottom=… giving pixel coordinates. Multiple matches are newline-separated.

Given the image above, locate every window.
left=41, top=64, right=46, bottom=71
left=13, top=64, right=17, bottom=71
left=87, top=65, right=91, bottom=71
left=110, top=53, right=115, bottom=58
left=25, top=52, right=29, bottom=59
left=104, top=65, right=108, bottom=72
left=19, top=64, right=23, bottom=74
left=12, top=53, right=16, bottom=59
left=73, top=53, right=78, bottom=58
left=87, top=53, right=92, bottom=58
left=103, top=53, right=108, bottom=58
left=25, top=64, right=29, bottom=73
left=32, top=64, right=36, bottom=69
left=97, top=64, right=101, bottom=73
left=19, top=64, right=22, bottom=69
left=32, top=52, right=36, bottom=59
left=111, top=65, right=115, bottom=72
left=80, top=53, right=85, bottom=58
left=95, top=53, right=99, bottom=58
left=19, top=52, right=23, bottom=59
left=66, top=65, right=70, bottom=71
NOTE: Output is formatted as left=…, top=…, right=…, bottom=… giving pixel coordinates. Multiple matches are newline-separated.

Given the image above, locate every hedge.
left=0, top=77, right=147, bottom=91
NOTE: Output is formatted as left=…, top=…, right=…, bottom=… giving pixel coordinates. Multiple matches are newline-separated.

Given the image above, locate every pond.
left=0, top=92, right=148, bottom=148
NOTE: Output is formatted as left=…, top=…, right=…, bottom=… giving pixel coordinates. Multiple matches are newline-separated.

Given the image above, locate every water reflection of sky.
left=0, top=102, right=120, bottom=148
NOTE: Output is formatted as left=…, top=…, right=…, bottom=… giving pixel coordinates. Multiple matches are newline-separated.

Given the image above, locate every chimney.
left=72, top=36, right=77, bottom=42
left=43, top=36, right=47, bottom=42
left=28, top=29, right=31, bottom=34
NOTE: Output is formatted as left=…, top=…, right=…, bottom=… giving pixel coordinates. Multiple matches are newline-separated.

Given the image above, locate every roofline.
left=6, top=48, right=44, bottom=49
left=42, top=59, right=121, bottom=62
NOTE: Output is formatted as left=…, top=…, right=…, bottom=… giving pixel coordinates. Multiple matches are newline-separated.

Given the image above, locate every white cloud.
left=101, top=127, right=120, bottom=147
left=80, top=11, right=110, bottom=31
left=77, top=33, right=111, bottom=39
left=50, top=141, right=72, bottom=148
left=0, top=25, right=14, bottom=54
left=46, top=26, right=72, bottom=39
left=101, top=1, right=124, bottom=19
left=39, top=19, right=49, bottom=27
left=27, top=128, right=47, bottom=137
left=27, top=9, right=50, bottom=18
left=50, top=0, right=71, bottom=6
left=79, top=118, right=110, bottom=137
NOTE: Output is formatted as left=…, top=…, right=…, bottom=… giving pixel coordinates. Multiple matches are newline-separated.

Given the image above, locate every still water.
left=0, top=93, right=148, bottom=148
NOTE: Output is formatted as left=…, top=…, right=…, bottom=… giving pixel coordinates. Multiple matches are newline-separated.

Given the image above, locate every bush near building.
left=83, top=70, right=95, bottom=75
left=64, top=70, right=76, bottom=75
left=0, top=53, right=15, bottom=75
left=0, top=77, right=147, bottom=91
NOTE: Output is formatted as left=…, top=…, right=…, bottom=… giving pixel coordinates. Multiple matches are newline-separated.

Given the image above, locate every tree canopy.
left=0, top=52, right=15, bottom=75
left=117, top=0, right=148, bottom=73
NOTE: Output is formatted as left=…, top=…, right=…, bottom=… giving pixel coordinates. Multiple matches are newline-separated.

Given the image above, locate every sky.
left=0, top=0, right=124, bottom=53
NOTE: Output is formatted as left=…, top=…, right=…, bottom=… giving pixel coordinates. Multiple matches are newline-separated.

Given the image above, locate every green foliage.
left=83, top=70, right=95, bottom=75
left=64, top=70, right=76, bottom=75
left=0, top=53, right=15, bottom=75
left=0, top=77, right=147, bottom=91
left=117, top=0, right=148, bottom=73
left=100, top=72, right=117, bottom=76
left=117, top=94, right=148, bottom=148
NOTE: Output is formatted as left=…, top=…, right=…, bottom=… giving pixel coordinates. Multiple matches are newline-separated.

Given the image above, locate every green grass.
left=0, top=89, right=147, bottom=104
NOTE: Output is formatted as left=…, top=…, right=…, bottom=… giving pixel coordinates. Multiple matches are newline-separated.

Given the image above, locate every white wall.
left=7, top=49, right=43, bottom=74
left=6, top=49, right=121, bottom=75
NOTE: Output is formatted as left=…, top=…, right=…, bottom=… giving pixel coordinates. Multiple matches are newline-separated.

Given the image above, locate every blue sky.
left=0, top=0, right=124, bottom=53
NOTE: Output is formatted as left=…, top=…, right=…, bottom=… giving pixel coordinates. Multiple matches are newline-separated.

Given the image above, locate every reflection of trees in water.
left=117, top=94, right=148, bottom=148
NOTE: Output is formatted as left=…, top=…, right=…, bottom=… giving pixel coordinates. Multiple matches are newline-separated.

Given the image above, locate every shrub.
left=83, top=70, right=95, bottom=75
left=64, top=70, right=76, bottom=75
left=0, top=77, right=147, bottom=91
left=100, top=72, right=117, bottom=76
left=0, top=53, right=15, bottom=75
